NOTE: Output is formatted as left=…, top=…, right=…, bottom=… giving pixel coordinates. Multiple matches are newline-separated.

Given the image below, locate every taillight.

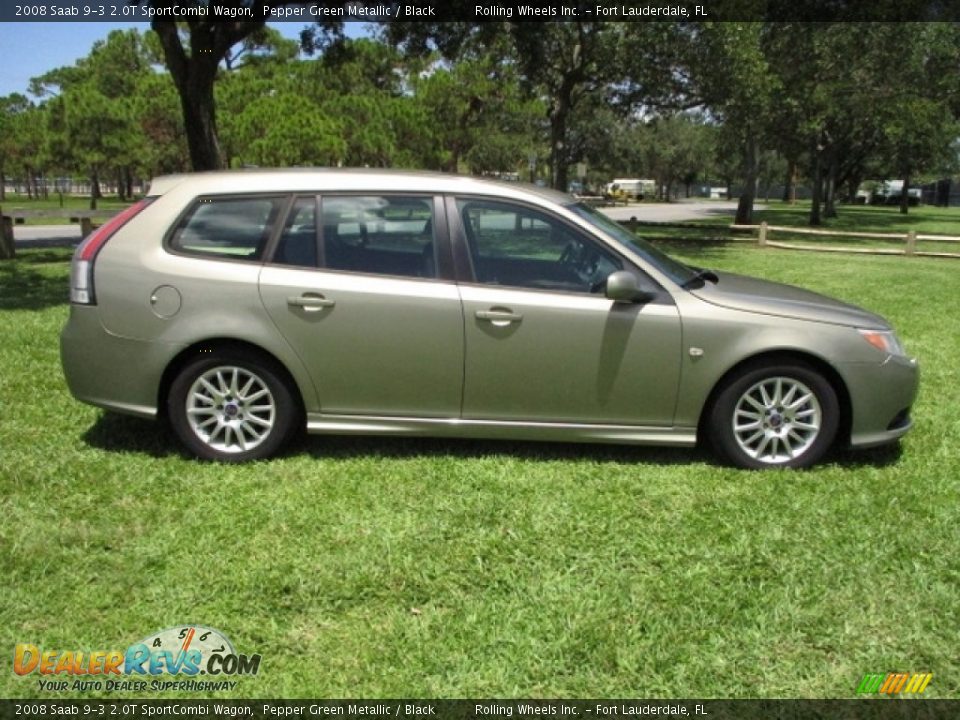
left=70, top=198, right=153, bottom=305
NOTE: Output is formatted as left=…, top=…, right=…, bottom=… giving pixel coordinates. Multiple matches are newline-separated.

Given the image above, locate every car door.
left=453, top=196, right=682, bottom=426
left=258, top=194, right=464, bottom=417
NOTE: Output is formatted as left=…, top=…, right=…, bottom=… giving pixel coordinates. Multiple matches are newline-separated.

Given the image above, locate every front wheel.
left=709, top=362, right=839, bottom=469
left=168, top=349, right=300, bottom=462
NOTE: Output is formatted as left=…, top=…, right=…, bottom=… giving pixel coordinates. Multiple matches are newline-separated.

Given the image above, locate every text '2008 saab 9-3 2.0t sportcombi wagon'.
left=60, top=169, right=919, bottom=469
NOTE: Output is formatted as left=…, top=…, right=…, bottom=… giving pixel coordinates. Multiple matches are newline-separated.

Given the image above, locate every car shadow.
left=830, top=441, right=904, bottom=468
left=82, top=413, right=184, bottom=459
left=0, top=249, right=73, bottom=311
left=298, top=434, right=713, bottom=466
left=81, top=412, right=906, bottom=471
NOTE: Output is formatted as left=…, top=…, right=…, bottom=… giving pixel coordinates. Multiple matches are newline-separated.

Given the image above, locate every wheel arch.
left=696, top=349, right=852, bottom=448
left=157, top=338, right=307, bottom=423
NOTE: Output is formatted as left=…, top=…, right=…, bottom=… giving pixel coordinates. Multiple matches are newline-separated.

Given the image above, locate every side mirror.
left=605, top=271, right=652, bottom=304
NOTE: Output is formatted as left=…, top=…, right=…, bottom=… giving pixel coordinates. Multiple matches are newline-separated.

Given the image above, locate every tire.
left=167, top=348, right=300, bottom=462
left=708, top=361, right=839, bottom=470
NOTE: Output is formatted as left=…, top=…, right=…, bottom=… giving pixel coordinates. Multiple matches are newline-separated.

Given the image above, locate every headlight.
left=858, top=328, right=906, bottom=356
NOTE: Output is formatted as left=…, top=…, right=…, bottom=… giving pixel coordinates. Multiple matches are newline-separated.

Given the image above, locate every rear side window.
left=322, top=196, right=436, bottom=279
left=169, top=196, right=284, bottom=261
left=273, top=196, right=318, bottom=268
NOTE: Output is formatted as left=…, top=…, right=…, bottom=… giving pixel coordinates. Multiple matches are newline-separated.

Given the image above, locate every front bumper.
left=839, top=353, right=919, bottom=448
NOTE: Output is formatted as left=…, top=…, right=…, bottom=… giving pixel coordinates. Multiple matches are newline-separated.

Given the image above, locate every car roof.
left=147, top=168, right=574, bottom=206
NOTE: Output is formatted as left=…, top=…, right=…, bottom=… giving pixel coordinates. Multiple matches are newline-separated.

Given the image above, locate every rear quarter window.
left=169, top=196, right=284, bottom=260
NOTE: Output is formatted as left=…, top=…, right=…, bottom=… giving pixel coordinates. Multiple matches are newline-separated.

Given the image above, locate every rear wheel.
left=168, top=349, right=299, bottom=462
left=709, top=362, right=839, bottom=469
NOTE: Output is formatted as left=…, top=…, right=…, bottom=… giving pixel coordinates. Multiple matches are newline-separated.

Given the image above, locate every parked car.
left=61, top=169, right=918, bottom=468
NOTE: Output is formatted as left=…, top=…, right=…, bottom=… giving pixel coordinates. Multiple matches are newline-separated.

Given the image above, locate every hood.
left=689, top=271, right=889, bottom=329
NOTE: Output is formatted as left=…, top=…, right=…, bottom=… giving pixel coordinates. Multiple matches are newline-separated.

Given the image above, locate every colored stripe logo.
left=857, top=672, right=932, bottom=694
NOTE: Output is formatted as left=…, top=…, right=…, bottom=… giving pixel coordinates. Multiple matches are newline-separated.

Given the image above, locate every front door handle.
left=476, top=309, right=523, bottom=325
left=287, top=294, right=335, bottom=312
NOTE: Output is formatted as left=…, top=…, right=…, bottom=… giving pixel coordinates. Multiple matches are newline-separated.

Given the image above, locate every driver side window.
left=457, top=199, right=621, bottom=293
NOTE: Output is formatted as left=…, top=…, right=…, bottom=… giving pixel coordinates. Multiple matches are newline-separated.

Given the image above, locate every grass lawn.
left=2, top=244, right=958, bottom=699
left=633, top=202, right=960, bottom=257
left=751, top=200, right=960, bottom=237
left=1, top=194, right=132, bottom=225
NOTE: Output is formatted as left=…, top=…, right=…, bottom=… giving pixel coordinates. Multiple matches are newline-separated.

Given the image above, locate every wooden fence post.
left=758, top=221, right=768, bottom=247
left=80, top=217, right=93, bottom=238
left=0, top=208, right=14, bottom=260
left=905, top=230, right=917, bottom=256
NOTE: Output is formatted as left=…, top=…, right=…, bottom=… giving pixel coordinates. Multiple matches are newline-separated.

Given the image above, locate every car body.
left=61, top=169, right=919, bottom=468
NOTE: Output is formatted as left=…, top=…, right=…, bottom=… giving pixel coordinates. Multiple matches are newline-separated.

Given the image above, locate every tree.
left=235, top=93, right=344, bottom=167
left=132, top=72, right=190, bottom=176
left=627, top=114, right=714, bottom=200
left=763, top=23, right=960, bottom=223
left=146, top=3, right=343, bottom=170
left=874, top=23, right=960, bottom=214
left=9, top=105, right=48, bottom=200
left=688, top=22, right=779, bottom=224
left=410, top=46, right=544, bottom=174
left=149, top=19, right=258, bottom=171
left=385, top=20, right=659, bottom=190
left=0, top=94, right=31, bottom=202
left=29, top=28, right=159, bottom=200
left=0, top=95, right=31, bottom=258
left=510, top=23, right=625, bottom=191
left=48, top=83, right=141, bottom=208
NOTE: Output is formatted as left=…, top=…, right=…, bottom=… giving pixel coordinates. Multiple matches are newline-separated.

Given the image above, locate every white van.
left=605, top=178, right=655, bottom=201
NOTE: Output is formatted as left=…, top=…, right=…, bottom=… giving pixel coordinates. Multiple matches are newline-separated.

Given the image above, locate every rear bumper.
left=840, top=354, right=919, bottom=448
left=60, top=305, right=182, bottom=419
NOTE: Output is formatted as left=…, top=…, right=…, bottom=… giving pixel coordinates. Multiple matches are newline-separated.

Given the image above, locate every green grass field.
left=751, top=200, right=960, bottom=236
left=2, top=243, right=958, bottom=700
left=634, top=202, right=960, bottom=257
left=1, top=194, right=131, bottom=225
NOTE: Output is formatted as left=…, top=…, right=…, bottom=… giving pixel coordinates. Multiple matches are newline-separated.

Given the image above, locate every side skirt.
left=306, top=414, right=697, bottom=446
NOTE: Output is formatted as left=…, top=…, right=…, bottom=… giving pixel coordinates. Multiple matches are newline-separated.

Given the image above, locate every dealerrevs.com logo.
left=13, top=625, right=261, bottom=692
left=857, top=672, right=933, bottom=695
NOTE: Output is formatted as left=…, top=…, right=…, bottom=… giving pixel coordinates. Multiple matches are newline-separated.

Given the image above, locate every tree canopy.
left=2, top=19, right=957, bottom=230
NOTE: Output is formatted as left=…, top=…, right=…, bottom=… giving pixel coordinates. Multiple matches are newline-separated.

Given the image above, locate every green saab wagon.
left=61, top=169, right=918, bottom=468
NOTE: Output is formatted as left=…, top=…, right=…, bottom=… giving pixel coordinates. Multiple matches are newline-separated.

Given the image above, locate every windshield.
left=566, top=203, right=696, bottom=286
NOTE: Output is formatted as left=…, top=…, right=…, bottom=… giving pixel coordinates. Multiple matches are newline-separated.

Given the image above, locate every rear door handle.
left=476, top=309, right=523, bottom=325
left=287, top=294, right=335, bottom=311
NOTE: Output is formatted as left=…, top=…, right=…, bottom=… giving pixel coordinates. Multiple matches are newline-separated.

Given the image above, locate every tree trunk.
left=847, top=177, right=860, bottom=204
left=549, top=113, right=567, bottom=192
left=90, top=169, right=100, bottom=210
left=781, top=160, right=795, bottom=203
left=735, top=135, right=758, bottom=225
left=548, top=77, right=577, bottom=192
left=809, top=143, right=822, bottom=226
left=900, top=174, right=911, bottom=215
left=0, top=211, right=14, bottom=260
left=125, top=167, right=134, bottom=200
left=0, top=171, right=5, bottom=201
left=824, top=158, right=837, bottom=219
left=152, top=21, right=229, bottom=172
left=117, top=170, right=126, bottom=201
left=180, top=81, right=223, bottom=171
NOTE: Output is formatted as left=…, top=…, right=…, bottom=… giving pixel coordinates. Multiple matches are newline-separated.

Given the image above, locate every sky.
left=0, top=21, right=356, bottom=98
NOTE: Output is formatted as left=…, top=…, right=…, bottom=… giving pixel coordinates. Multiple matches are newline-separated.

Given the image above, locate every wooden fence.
left=730, top=221, right=960, bottom=259
left=0, top=207, right=119, bottom=258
